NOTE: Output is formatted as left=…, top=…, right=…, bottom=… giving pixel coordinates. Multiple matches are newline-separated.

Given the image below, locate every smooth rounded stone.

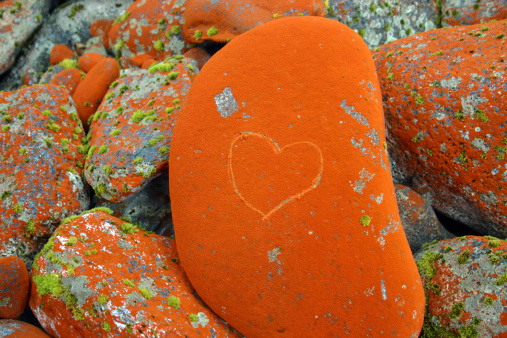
left=441, top=0, right=507, bottom=27
left=21, top=67, right=39, bottom=86
left=72, top=57, right=120, bottom=130
left=29, top=209, right=242, bottom=337
left=326, top=0, right=438, bottom=49
left=170, top=16, right=425, bottom=337
left=0, top=256, right=29, bottom=319
left=49, top=68, right=82, bottom=96
left=374, top=20, right=507, bottom=237
left=84, top=56, right=197, bottom=203
left=95, top=173, right=174, bottom=237
left=78, top=52, right=106, bottom=73
left=0, top=319, right=50, bottom=337
left=395, top=184, right=455, bottom=253
left=183, top=47, right=210, bottom=71
left=0, top=0, right=52, bottom=76
left=182, top=0, right=326, bottom=44
left=0, top=0, right=133, bottom=91
left=415, top=236, right=507, bottom=337
left=0, top=84, right=90, bottom=269
left=49, top=44, right=77, bottom=66
left=108, top=0, right=190, bottom=60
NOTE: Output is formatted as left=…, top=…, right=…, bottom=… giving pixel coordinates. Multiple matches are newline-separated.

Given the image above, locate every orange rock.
left=415, top=236, right=507, bottom=336
left=108, top=0, right=189, bottom=60
left=78, top=52, right=106, bottom=73
left=29, top=210, right=241, bottom=337
left=118, top=56, right=137, bottom=69
left=90, top=18, right=114, bottom=37
left=373, top=20, right=507, bottom=237
left=0, top=319, right=50, bottom=337
left=140, top=58, right=157, bottom=69
left=442, top=0, right=507, bottom=27
left=131, top=53, right=154, bottom=68
left=184, top=47, right=211, bottom=70
left=49, top=44, right=76, bottom=66
left=169, top=16, right=425, bottom=337
left=182, top=0, right=326, bottom=44
left=49, top=68, right=82, bottom=96
left=0, top=84, right=89, bottom=270
left=0, top=256, right=29, bottom=319
left=21, top=68, right=39, bottom=86
left=73, top=58, right=120, bottom=130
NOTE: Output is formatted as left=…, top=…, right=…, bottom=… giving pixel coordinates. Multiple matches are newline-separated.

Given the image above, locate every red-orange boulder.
left=78, top=52, right=106, bottom=73
left=49, top=44, right=76, bottom=66
left=29, top=210, right=241, bottom=337
left=170, top=16, right=425, bottom=337
left=49, top=68, right=82, bottom=96
left=182, top=0, right=326, bottom=44
left=0, top=319, right=50, bottom=337
left=73, top=58, right=120, bottom=130
left=0, top=256, right=29, bottom=319
left=374, top=20, right=507, bottom=237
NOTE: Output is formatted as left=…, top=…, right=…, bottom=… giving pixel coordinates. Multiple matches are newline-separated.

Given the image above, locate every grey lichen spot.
left=366, top=128, right=380, bottom=146
left=471, top=138, right=489, bottom=152
left=381, top=280, right=387, bottom=300
left=0, top=297, right=10, bottom=307
left=353, top=169, right=375, bottom=194
left=440, top=77, right=462, bottom=90
left=125, top=292, right=147, bottom=307
left=0, top=327, right=15, bottom=336
left=214, top=87, right=239, bottom=118
left=341, top=99, right=369, bottom=126
left=62, top=275, right=93, bottom=307
left=267, top=248, right=281, bottom=265
left=190, top=312, right=209, bottom=328
left=461, top=95, right=488, bottom=118
left=118, top=238, right=133, bottom=250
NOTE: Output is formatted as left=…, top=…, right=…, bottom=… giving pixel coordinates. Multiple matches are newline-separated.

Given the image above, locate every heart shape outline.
left=228, top=132, right=323, bottom=221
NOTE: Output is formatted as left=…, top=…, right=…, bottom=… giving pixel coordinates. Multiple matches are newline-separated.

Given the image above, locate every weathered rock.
left=415, top=236, right=507, bottom=337
left=95, top=173, right=174, bottom=237
left=49, top=68, right=82, bottom=96
left=0, top=0, right=133, bottom=91
left=29, top=209, right=241, bottom=337
left=49, top=44, right=77, bottom=66
left=374, top=20, right=507, bottom=237
left=0, top=256, right=29, bottom=319
left=73, top=57, right=120, bottom=130
left=0, top=0, right=52, bottom=76
left=84, top=56, right=196, bottom=203
left=184, top=47, right=210, bottom=70
left=395, top=184, right=455, bottom=253
left=326, top=0, right=438, bottom=49
left=0, top=84, right=90, bottom=269
left=108, top=0, right=189, bottom=60
left=441, top=0, right=507, bottom=27
left=21, top=67, right=39, bottom=86
left=170, top=16, right=425, bottom=337
left=182, top=0, right=326, bottom=44
left=0, top=319, right=50, bottom=337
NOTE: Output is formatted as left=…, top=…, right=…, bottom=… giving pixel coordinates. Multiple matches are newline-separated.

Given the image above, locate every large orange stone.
left=169, top=16, right=425, bottom=337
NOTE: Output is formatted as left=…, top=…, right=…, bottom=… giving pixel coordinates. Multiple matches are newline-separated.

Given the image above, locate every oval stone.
left=169, top=16, right=425, bottom=336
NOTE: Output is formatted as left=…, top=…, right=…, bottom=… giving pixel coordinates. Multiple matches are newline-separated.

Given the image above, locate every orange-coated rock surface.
left=184, top=47, right=210, bottom=70
left=183, top=0, right=326, bottom=44
left=22, top=68, right=39, bottom=86
left=442, top=0, right=507, bottom=27
left=29, top=210, right=241, bottom=338
left=49, top=68, right=82, bottom=96
left=78, top=52, right=106, bottom=73
left=108, top=0, right=189, bottom=60
left=415, top=236, right=507, bottom=337
left=0, top=85, right=90, bottom=269
left=395, top=184, right=454, bottom=253
left=374, top=20, right=507, bottom=237
left=89, top=19, right=113, bottom=38
left=169, top=16, right=425, bottom=337
left=0, top=256, right=29, bottom=319
left=0, top=319, right=50, bottom=337
left=73, top=58, right=120, bottom=130
left=49, top=44, right=76, bottom=66
left=84, top=56, right=196, bottom=203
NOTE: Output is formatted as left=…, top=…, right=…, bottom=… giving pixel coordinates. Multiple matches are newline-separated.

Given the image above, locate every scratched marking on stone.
left=228, top=132, right=323, bottom=221
left=214, top=87, right=239, bottom=118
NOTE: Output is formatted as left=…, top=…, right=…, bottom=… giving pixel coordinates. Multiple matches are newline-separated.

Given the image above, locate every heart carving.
left=229, top=132, right=323, bottom=220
